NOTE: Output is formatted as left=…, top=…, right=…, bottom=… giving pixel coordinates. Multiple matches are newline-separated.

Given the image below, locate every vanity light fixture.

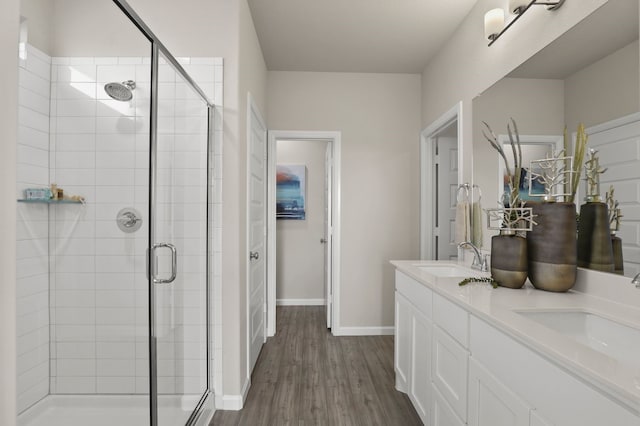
left=485, top=0, right=566, bottom=46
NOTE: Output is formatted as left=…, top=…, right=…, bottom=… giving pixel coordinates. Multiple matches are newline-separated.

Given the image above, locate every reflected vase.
left=527, top=202, right=577, bottom=292
left=611, top=233, right=624, bottom=275
left=577, top=202, right=614, bottom=273
left=491, top=231, right=528, bottom=289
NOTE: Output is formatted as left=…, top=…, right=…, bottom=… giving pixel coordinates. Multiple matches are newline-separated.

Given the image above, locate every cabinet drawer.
left=432, top=325, right=468, bottom=422
left=396, top=271, right=432, bottom=318
left=434, top=293, right=468, bottom=347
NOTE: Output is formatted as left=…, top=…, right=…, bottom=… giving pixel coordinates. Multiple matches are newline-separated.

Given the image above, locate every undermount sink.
left=414, top=264, right=470, bottom=278
left=516, top=310, right=640, bottom=368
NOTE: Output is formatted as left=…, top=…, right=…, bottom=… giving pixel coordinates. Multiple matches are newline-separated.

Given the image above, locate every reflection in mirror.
left=422, top=118, right=460, bottom=261
left=473, top=0, right=639, bottom=278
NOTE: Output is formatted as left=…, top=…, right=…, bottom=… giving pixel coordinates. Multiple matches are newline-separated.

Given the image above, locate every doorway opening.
left=420, top=103, right=463, bottom=260
left=267, top=131, right=341, bottom=337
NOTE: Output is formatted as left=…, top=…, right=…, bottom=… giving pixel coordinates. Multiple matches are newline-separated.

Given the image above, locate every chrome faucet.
left=632, top=273, right=640, bottom=288
left=458, top=241, right=488, bottom=272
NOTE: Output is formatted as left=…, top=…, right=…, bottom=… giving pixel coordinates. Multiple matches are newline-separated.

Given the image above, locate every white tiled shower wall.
left=16, top=45, right=52, bottom=414
left=16, top=44, right=223, bottom=413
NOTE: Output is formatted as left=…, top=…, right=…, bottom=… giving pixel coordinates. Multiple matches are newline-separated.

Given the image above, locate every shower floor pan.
left=18, top=394, right=206, bottom=426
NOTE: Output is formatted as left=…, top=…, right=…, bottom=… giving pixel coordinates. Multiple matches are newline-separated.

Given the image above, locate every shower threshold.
left=18, top=394, right=211, bottom=426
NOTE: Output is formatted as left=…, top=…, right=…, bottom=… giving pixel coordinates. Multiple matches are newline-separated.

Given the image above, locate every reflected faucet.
left=458, top=241, right=488, bottom=272
left=632, top=273, right=640, bottom=288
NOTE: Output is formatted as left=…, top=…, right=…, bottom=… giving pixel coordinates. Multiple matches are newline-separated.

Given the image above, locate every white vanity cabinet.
left=395, top=271, right=433, bottom=425
left=393, top=264, right=640, bottom=426
left=469, top=315, right=639, bottom=426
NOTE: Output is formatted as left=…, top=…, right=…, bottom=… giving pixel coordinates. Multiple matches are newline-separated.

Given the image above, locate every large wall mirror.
left=473, top=0, right=640, bottom=278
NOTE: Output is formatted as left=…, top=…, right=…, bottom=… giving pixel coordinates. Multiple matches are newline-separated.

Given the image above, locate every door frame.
left=246, top=93, right=268, bottom=380
left=266, top=130, right=342, bottom=337
left=420, top=102, right=463, bottom=260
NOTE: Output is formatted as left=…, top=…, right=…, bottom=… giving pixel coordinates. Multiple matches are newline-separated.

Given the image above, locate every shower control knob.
left=116, top=208, right=143, bottom=233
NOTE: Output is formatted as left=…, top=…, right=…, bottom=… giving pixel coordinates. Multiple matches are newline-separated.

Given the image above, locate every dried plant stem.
left=563, top=126, right=570, bottom=195
left=569, top=123, right=588, bottom=203
left=482, top=122, right=513, bottom=181
left=507, top=118, right=523, bottom=204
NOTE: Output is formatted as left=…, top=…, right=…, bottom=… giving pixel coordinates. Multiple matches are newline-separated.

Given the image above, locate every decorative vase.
left=611, top=233, right=624, bottom=275
left=491, top=230, right=528, bottom=289
left=527, top=202, right=577, bottom=292
left=577, top=202, right=614, bottom=273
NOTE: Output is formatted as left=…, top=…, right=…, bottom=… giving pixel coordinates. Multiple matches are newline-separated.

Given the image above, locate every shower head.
left=104, top=80, right=136, bottom=101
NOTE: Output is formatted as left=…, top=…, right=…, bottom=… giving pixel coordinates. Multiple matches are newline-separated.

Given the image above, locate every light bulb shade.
left=509, top=0, right=529, bottom=14
left=484, top=8, right=505, bottom=40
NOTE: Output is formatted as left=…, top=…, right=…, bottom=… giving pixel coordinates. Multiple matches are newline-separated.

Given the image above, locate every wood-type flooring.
left=210, top=306, right=422, bottom=426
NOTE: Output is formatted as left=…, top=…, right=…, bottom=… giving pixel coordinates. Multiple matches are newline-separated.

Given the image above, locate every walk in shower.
left=16, top=1, right=221, bottom=425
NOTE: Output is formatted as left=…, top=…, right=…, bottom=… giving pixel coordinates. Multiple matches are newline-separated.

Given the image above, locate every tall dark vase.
left=577, top=202, right=614, bottom=273
left=527, top=202, right=577, bottom=292
left=491, top=231, right=528, bottom=289
left=611, top=233, right=624, bottom=275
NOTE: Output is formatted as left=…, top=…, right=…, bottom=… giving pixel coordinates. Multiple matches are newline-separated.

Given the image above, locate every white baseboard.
left=214, top=378, right=251, bottom=410
left=333, top=326, right=395, bottom=336
left=276, top=298, right=325, bottom=306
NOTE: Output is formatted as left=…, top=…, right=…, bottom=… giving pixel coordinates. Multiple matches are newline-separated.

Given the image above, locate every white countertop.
left=391, top=260, right=640, bottom=414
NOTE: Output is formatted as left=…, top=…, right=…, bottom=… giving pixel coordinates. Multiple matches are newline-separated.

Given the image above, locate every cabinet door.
left=432, top=325, right=468, bottom=422
left=468, top=358, right=530, bottom=426
left=433, top=384, right=465, bottom=426
left=395, top=292, right=412, bottom=393
left=530, top=410, right=555, bottom=426
left=410, top=308, right=432, bottom=424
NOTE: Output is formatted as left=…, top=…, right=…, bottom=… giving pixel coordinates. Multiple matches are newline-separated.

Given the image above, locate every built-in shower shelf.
left=18, top=199, right=84, bottom=204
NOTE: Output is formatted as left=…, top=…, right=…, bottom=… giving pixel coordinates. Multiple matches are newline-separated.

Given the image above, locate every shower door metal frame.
left=111, top=2, right=215, bottom=426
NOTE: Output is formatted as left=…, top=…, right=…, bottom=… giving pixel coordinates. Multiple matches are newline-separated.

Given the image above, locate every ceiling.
left=247, top=0, right=478, bottom=74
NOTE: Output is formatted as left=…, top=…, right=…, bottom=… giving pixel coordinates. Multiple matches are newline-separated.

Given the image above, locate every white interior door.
left=248, top=97, right=267, bottom=373
left=324, top=142, right=333, bottom=328
left=435, top=136, right=458, bottom=260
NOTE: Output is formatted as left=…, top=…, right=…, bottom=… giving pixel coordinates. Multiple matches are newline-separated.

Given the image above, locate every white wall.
left=268, top=71, right=421, bottom=329
left=276, top=140, right=328, bottom=303
left=1, top=0, right=20, bottom=424
left=20, top=0, right=53, bottom=54
left=565, top=40, right=640, bottom=131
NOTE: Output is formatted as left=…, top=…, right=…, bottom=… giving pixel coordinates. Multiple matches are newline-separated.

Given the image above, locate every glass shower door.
left=150, top=50, right=209, bottom=425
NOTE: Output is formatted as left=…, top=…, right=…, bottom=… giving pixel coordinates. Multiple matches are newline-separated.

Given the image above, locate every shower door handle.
left=152, top=243, right=177, bottom=284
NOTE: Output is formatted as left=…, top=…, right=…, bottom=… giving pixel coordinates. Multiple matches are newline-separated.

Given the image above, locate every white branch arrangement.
left=528, top=150, right=573, bottom=201
left=486, top=205, right=536, bottom=232
left=606, top=185, right=622, bottom=232
left=584, top=148, right=608, bottom=201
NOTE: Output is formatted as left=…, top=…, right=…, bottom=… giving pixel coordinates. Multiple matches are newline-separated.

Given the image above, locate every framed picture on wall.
left=497, top=135, right=563, bottom=203
left=276, top=164, right=306, bottom=220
